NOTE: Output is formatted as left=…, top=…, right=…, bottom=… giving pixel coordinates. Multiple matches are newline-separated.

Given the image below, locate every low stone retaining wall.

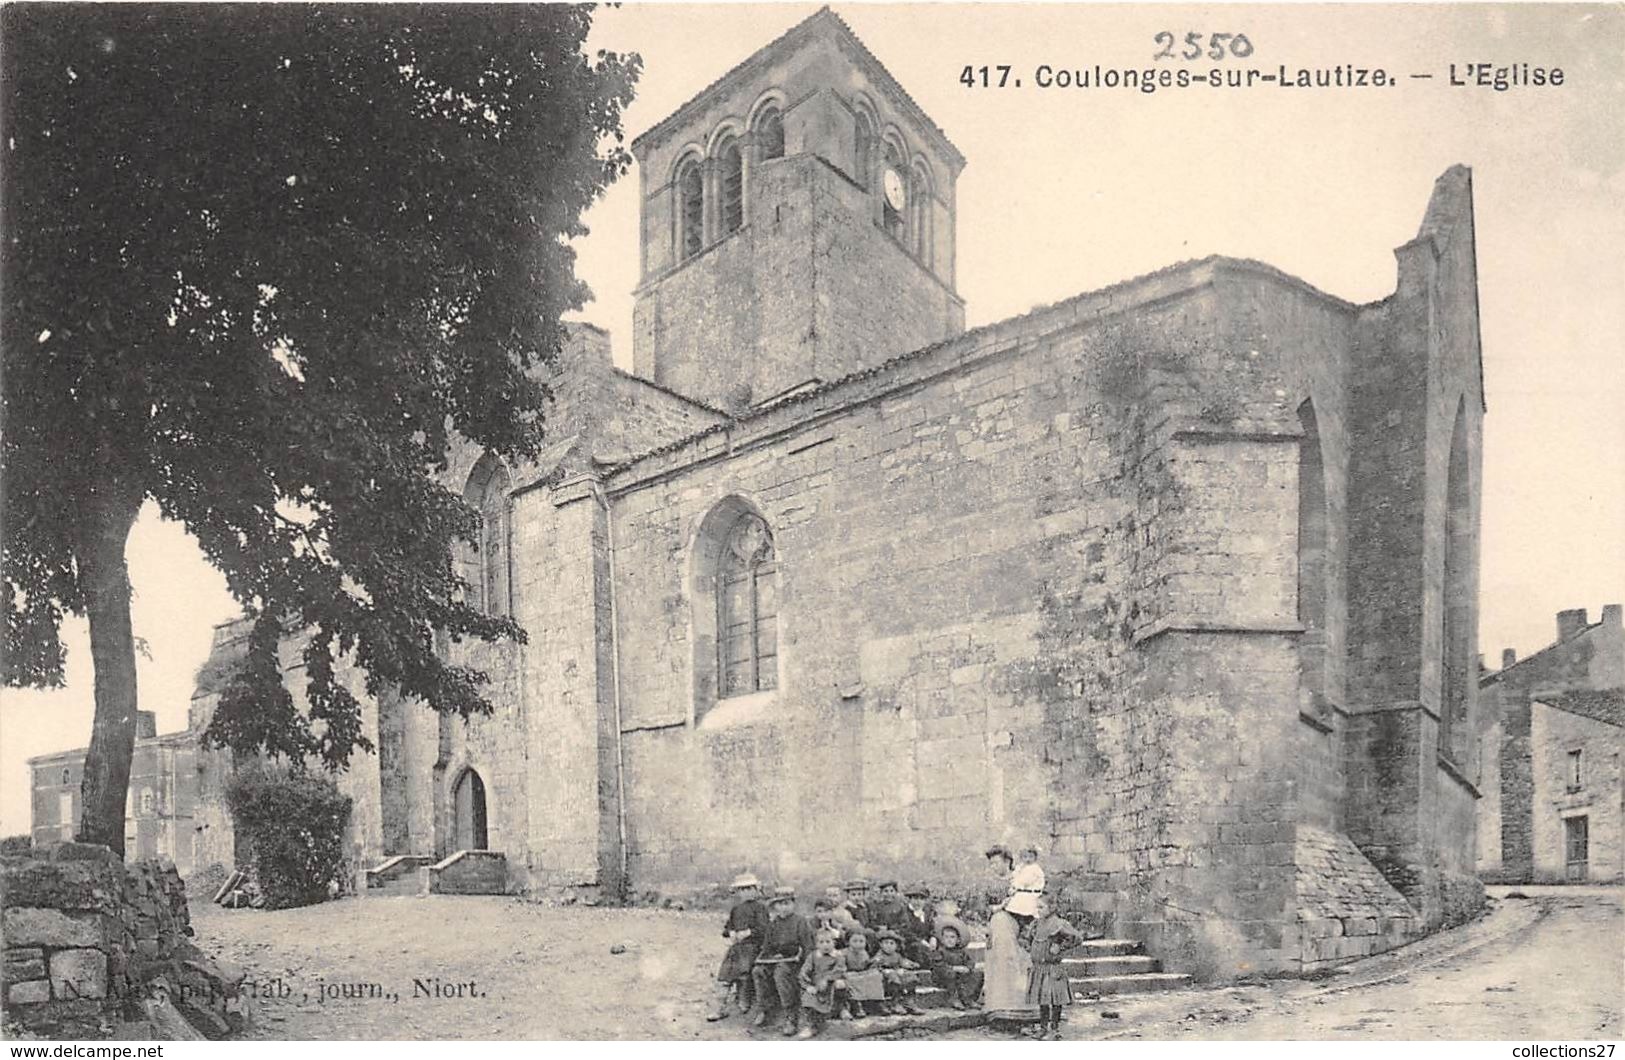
left=429, top=850, right=507, bottom=895
left=1, top=842, right=247, bottom=1040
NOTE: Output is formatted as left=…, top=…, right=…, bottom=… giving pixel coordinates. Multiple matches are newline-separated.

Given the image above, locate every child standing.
left=873, top=929, right=924, bottom=1015
left=709, top=872, right=768, bottom=1021
left=796, top=929, right=847, bottom=1039
left=1024, top=893, right=1084, bottom=1040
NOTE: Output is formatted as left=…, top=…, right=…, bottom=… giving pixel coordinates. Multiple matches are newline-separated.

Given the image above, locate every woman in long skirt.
left=980, top=900, right=1038, bottom=1022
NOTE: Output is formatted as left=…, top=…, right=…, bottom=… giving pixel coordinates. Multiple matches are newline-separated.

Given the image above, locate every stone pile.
left=1, top=842, right=248, bottom=1040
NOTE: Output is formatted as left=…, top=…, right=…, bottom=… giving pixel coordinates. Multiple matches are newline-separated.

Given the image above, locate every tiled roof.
left=604, top=253, right=1361, bottom=476
left=1540, top=688, right=1625, bottom=729
left=630, top=7, right=964, bottom=168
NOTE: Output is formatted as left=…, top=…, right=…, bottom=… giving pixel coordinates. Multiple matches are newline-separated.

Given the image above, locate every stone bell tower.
left=629, top=8, right=966, bottom=412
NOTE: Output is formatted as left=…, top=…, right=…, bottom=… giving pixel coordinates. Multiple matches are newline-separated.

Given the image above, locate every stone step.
left=1068, top=972, right=1193, bottom=996
left=1061, top=954, right=1161, bottom=976
left=370, top=866, right=429, bottom=898
left=968, top=937, right=1143, bottom=961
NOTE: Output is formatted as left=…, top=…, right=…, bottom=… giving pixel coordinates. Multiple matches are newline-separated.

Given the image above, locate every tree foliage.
left=225, top=763, right=352, bottom=909
left=1, top=4, right=638, bottom=852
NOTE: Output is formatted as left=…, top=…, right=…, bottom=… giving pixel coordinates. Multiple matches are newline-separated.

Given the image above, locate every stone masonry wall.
left=601, top=256, right=1413, bottom=976
left=1479, top=609, right=1623, bottom=881
left=1290, top=826, right=1416, bottom=970
left=808, top=158, right=965, bottom=387
left=2, top=845, right=243, bottom=1039
left=1530, top=703, right=1623, bottom=882
left=1341, top=168, right=1486, bottom=929
left=633, top=156, right=960, bottom=411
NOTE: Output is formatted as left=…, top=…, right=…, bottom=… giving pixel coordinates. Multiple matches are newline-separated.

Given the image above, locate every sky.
left=3, top=3, right=1621, bottom=836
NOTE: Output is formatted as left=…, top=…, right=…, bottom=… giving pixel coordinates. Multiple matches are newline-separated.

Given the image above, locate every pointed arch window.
left=756, top=107, right=784, bottom=161
left=1440, top=401, right=1472, bottom=761
left=464, top=456, right=513, bottom=618
left=677, top=158, right=704, bottom=261
left=1297, top=399, right=1330, bottom=720
left=719, top=139, right=744, bottom=236
left=718, top=512, right=778, bottom=697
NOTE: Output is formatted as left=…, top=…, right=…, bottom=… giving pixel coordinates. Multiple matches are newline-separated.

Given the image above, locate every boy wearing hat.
left=902, top=884, right=938, bottom=967
left=751, top=886, right=814, bottom=1035
left=866, top=880, right=911, bottom=937
left=932, top=915, right=983, bottom=1010
left=841, top=878, right=872, bottom=927
left=708, top=872, right=768, bottom=1021
left=873, top=929, right=925, bottom=1015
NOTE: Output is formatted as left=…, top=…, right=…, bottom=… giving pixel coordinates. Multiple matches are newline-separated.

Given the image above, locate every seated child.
left=873, top=929, right=924, bottom=1015
left=811, top=899, right=849, bottom=950
left=841, top=931, right=886, bottom=1017
left=796, top=929, right=847, bottom=1039
left=1024, top=893, right=1085, bottom=1040
left=931, top=918, right=983, bottom=1010
left=902, top=884, right=938, bottom=967
left=752, top=887, right=813, bottom=1036
left=708, top=872, right=767, bottom=1021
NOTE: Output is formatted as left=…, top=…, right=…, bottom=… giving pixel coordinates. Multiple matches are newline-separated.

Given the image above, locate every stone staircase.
left=962, top=937, right=1192, bottom=998
left=364, top=855, right=434, bottom=898
left=1060, top=938, right=1192, bottom=996
left=363, top=851, right=508, bottom=897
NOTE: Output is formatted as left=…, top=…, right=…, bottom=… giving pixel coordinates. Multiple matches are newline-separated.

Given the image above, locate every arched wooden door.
left=452, top=768, right=488, bottom=851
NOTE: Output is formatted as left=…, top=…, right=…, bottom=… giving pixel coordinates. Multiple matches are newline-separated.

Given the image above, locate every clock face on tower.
left=883, top=168, right=906, bottom=211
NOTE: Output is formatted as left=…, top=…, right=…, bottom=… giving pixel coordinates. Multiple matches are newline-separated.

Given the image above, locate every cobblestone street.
left=190, top=885, right=1622, bottom=1040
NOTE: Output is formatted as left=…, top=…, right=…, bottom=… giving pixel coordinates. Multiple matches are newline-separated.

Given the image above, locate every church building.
left=187, top=9, right=1488, bottom=977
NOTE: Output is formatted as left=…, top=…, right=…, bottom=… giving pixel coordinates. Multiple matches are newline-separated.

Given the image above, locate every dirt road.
left=191, top=886, right=1622, bottom=1040
left=950, top=886, right=1623, bottom=1042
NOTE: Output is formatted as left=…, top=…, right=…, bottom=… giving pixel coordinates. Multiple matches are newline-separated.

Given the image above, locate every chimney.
left=136, top=711, right=157, bottom=740
left=1557, top=608, right=1589, bottom=642
left=1502, top=648, right=1517, bottom=669
left=1603, top=604, right=1623, bottom=627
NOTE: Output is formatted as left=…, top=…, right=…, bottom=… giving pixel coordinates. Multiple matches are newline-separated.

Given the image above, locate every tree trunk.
left=75, top=495, right=142, bottom=857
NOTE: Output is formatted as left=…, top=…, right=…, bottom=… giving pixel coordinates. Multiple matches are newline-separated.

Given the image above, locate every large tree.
left=1, top=4, right=638, bottom=855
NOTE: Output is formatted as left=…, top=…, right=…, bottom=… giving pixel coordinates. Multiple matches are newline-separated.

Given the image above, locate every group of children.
left=708, top=873, right=986, bottom=1039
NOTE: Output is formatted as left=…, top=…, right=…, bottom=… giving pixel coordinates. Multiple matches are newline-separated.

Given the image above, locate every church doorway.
left=452, top=768, right=489, bottom=851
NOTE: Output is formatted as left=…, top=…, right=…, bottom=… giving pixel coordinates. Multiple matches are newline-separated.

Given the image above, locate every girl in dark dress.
left=708, top=872, right=768, bottom=1021
left=1023, top=893, right=1085, bottom=1039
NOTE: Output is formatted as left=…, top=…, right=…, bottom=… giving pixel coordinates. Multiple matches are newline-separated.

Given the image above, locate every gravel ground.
left=193, top=895, right=739, bottom=1040
left=191, top=885, right=1623, bottom=1041
left=945, top=886, right=1623, bottom=1042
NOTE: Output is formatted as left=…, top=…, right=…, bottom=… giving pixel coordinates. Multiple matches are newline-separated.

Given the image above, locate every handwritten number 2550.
left=1153, top=32, right=1254, bottom=61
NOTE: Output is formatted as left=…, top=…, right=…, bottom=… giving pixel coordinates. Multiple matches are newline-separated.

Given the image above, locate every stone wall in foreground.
left=1, top=843, right=246, bottom=1040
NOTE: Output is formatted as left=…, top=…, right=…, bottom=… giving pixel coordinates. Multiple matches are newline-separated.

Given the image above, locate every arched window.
left=882, top=139, right=907, bottom=242
left=719, top=512, right=778, bottom=697
left=1440, top=400, right=1471, bottom=760
left=61, top=768, right=71, bottom=785
left=677, top=158, right=704, bottom=261
left=1297, top=399, right=1329, bottom=718
left=718, top=139, right=744, bottom=236
left=463, top=455, right=513, bottom=618
left=910, top=165, right=933, bottom=264
left=853, top=111, right=874, bottom=189
left=756, top=106, right=784, bottom=161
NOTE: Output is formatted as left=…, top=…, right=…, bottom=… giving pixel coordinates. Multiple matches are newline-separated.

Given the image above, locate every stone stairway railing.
left=364, top=855, right=435, bottom=895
